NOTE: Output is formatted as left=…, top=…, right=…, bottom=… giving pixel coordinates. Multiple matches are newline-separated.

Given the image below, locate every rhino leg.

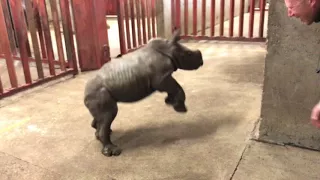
left=165, top=93, right=175, bottom=105
left=85, top=88, right=121, bottom=157
left=96, top=108, right=121, bottom=157
left=156, top=75, right=187, bottom=113
left=91, top=118, right=112, bottom=140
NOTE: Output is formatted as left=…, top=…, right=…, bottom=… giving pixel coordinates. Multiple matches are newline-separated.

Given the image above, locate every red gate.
left=0, top=0, right=78, bottom=99
left=116, top=0, right=157, bottom=54
left=171, top=0, right=268, bottom=42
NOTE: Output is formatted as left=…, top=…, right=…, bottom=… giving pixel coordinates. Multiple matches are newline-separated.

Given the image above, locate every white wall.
left=162, top=0, right=250, bottom=37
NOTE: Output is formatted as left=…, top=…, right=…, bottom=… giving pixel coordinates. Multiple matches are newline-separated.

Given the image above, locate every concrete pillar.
left=253, top=0, right=320, bottom=150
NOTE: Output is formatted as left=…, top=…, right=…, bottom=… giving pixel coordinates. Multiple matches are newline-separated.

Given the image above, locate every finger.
left=311, top=120, right=320, bottom=128
left=311, top=107, right=320, bottom=121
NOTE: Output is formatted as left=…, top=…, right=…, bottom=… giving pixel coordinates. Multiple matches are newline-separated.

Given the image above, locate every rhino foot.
left=102, top=144, right=122, bottom=157
left=174, top=103, right=187, bottom=113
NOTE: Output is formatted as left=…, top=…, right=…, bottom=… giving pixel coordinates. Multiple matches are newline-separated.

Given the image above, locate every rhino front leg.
left=156, top=75, right=187, bottom=113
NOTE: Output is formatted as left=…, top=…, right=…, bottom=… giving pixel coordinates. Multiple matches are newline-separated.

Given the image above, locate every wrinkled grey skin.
left=84, top=29, right=204, bottom=157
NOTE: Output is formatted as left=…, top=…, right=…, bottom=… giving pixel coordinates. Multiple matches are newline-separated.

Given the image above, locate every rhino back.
left=97, top=52, right=156, bottom=102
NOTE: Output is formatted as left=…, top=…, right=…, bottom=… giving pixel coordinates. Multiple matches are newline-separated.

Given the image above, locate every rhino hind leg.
left=96, top=108, right=121, bottom=157
left=85, top=88, right=121, bottom=157
left=91, top=118, right=112, bottom=140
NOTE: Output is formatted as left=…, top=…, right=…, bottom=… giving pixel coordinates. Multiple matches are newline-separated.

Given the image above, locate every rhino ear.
left=170, top=28, right=181, bottom=43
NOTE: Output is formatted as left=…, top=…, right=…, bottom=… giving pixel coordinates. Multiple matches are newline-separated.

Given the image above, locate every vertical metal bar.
left=210, top=0, right=215, bottom=36
left=175, top=0, right=181, bottom=30
left=124, top=0, right=132, bottom=49
left=129, top=0, right=137, bottom=48
left=219, top=0, right=224, bottom=36
left=259, top=0, right=266, bottom=38
left=34, top=2, right=47, bottom=59
left=151, top=0, right=156, bottom=37
left=201, top=0, right=206, bottom=36
left=0, top=77, right=3, bottom=93
left=239, top=0, right=244, bottom=37
left=9, top=0, right=32, bottom=84
left=39, top=0, right=55, bottom=76
left=136, top=0, right=142, bottom=45
left=25, top=0, right=45, bottom=79
left=184, top=0, right=188, bottom=35
left=249, top=0, right=255, bottom=38
left=146, top=0, right=151, bottom=40
left=0, top=0, right=18, bottom=88
left=1, top=0, right=17, bottom=55
left=60, top=0, right=78, bottom=73
left=117, top=0, right=126, bottom=54
left=49, top=0, right=66, bottom=71
left=141, top=0, right=147, bottom=43
left=192, top=0, right=197, bottom=35
left=229, top=0, right=234, bottom=37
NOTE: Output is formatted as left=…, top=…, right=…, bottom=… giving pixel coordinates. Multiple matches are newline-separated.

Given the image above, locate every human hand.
left=311, top=102, right=320, bottom=128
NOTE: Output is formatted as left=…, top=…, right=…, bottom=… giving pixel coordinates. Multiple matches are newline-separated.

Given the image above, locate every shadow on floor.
left=101, top=114, right=241, bottom=151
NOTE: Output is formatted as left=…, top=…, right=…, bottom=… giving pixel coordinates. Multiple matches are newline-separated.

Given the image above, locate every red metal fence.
left=171, top=0, right=268, bottom=42
left=0, top=0, right=77, bottom=99
left=117, top=0, right=157, bottom=54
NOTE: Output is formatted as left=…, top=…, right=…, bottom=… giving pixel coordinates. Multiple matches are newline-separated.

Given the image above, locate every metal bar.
left=117, top=0, right=126, bottom=54
left=184, top=0, right=188, bottom=35
left=49, top=0, right=66, bottom=71
left=146, top=0, right=151, bottom=40
left=259, top=0, right=266, bottom=38
left=25, top=0, right=45, bottom=79
left=124, top=0, right=132, bottom=49
left=219, top=0, right=224, bottom=36
left=63, top=0, right=78, bottom=73
left=192, top=0, right=197, bottom=35
left=201, top=0, right=206, bottom=36
left=136, top=0, right=142, bottom=45
left=1, top=0, right=17, bottom=55
left=60, top=0, right=78, bottom=73
left=249, top=0, right=255, bottom=38
left=180, top=35, right=266, bottom=42
left=8, top=0, right=32, bottom=84
left=0, top=0, right=18, bottom=88
left=151, top=0, right=156, bottom=37
left=175, top=0, right=181, bottom=30
left=229, top=0, right=234, bottom=37
left=39, top=0, right=55, bottom=76
left=129, top=0, right=137, bottom=48
left=0, top=76, right=3, bottom=94
left=210, top=0, right=215, bottom=36
left=239, top=0, right=244, bottom=37
left=34, top=1, right=47, bottom=59
left=0, top=70, right=74, bottom=100
left=141, top=0, right=147, bottom=43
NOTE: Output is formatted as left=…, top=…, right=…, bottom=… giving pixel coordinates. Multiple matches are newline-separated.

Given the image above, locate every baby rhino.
left=84, top=29, right=204, bottom=157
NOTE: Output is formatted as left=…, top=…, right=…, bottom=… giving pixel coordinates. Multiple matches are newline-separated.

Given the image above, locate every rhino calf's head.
left=169, top=29, right=203, bottom=70
left=149, top=29, right=204, bottom=71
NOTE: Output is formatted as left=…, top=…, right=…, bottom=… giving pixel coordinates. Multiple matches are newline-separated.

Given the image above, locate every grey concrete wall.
left=162, top=0, right=250, bottom=38
left=255, top=0, right=320, bottom=150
